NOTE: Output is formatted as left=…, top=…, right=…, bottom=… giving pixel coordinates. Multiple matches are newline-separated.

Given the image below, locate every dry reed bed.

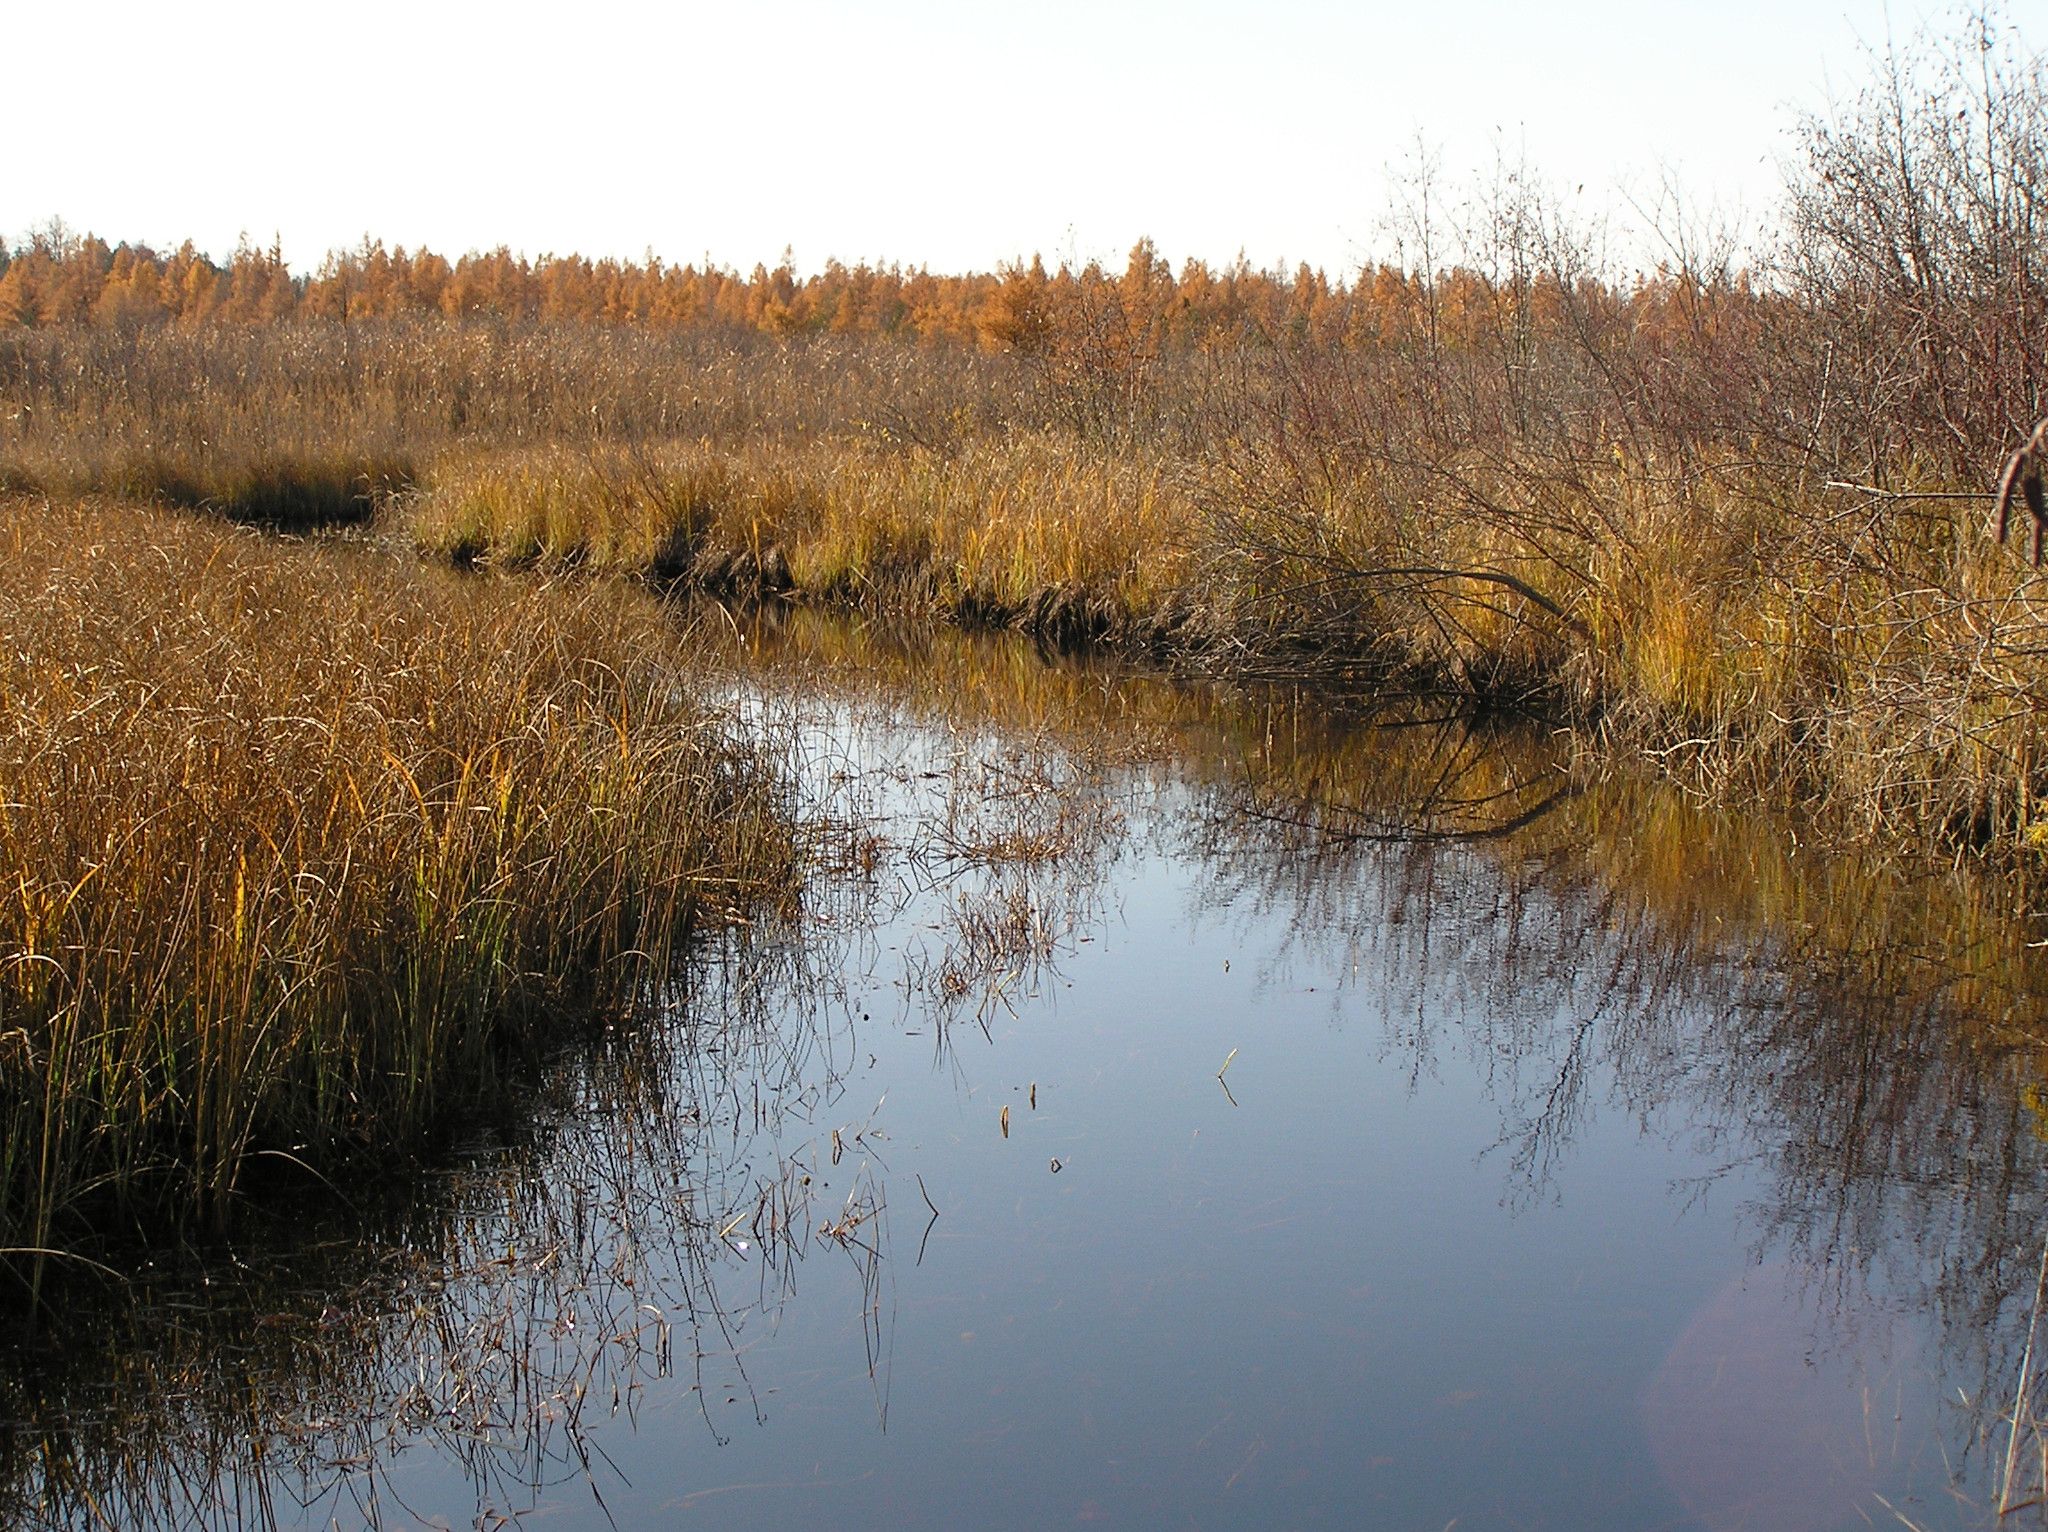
left=0, top=323, right=1036, bottom=527
left=1582, top=475, right=2048, bottom=858
left=1181, top=343, right=2048, bottom=869
left=8, top=315, right=2048, bottom=875
left=408, top=435, right=1195, bottom=639
left=0, top=495, right=797, bottom=1257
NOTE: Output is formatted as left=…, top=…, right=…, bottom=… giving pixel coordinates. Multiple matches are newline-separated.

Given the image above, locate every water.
left=8, top=608, right=2048, bottom=1530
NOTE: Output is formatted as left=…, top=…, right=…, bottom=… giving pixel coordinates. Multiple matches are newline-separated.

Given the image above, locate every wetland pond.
left=10, top=606, right=2048, bottom=1530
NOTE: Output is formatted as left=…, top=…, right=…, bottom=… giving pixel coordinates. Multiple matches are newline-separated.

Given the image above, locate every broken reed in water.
left=0, top=495, right=798, bottom=1260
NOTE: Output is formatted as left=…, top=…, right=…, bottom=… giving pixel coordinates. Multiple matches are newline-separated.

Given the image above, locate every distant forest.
left=0, top=224, right=1745, bottom=357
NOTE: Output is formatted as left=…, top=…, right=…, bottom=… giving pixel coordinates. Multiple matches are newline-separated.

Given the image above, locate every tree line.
left=0, top=224, right=1745, bottom=362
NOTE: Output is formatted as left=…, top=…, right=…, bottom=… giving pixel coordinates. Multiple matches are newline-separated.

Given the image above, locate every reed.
left=9, top=310, right=2048, bottom=875
left=0, top=494, right=798, bottom=1260
left=409, top=434, right=1195, bottom=634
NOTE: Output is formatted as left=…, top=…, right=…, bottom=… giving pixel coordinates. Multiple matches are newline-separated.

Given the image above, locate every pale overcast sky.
left=9, top=0, right=2044, bottom=276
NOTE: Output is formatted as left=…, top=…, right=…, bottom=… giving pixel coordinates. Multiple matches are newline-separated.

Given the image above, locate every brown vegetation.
left=0, top=497, right=796, bottom=1264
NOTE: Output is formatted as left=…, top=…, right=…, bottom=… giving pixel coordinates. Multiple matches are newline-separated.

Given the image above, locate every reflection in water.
left=6, top=598, right=2048, bottom=1527
left=726, top=607, right=2048, bottom=1525
left=0, top=926, right=877, bottom=1527
left=1183, top=688, right=2048, bottom=1522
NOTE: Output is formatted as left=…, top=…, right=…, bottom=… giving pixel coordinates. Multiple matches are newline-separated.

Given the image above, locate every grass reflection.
left=0, top=914, right=877, bottom=1528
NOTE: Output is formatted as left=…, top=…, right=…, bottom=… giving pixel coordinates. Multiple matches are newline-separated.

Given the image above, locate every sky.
left=10, top=0, right=2046, bottom=278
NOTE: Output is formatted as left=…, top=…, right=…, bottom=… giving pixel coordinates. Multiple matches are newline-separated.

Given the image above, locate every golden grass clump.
left=410, top=433, right=1197, bottom=637
left=0, top=495, right=797, bottom=1253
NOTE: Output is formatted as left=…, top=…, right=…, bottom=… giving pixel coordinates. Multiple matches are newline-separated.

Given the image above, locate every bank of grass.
left=408, top=435, right=1197, bottom=640
left=407, top=424, right=2048, bottom=865
left=12, top=312, right=2048, bottom=873
left=101, top=448, right=416, bottom=528
left=0, top=494, right=798, bottom=1261
left=11, top=317, right=2048, bottom=874
left=0, top=322, right=1022, bottom=527
left=0, top=441, right=414, bottom=530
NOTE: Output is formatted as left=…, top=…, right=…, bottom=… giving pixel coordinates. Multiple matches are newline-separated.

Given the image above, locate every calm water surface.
left=9, top=610, right=2048, bottom=1530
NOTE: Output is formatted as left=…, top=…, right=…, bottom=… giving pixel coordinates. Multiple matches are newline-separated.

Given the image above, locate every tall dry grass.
left=1189, top=330, right=2048, bottom=857
left=0, top=321, right=1197, bottom=639
left=10, top=305, right=2045, bottom=868
left=409, top=435, right=1192, bottom=636
left=0, top=495, right=797, bottom=1262
left=0, top=322, right=1034, bottom=525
